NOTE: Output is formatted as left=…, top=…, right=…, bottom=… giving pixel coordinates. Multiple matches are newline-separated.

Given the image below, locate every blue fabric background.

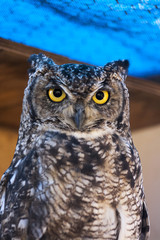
left=0, top=0, right=160, bottom=77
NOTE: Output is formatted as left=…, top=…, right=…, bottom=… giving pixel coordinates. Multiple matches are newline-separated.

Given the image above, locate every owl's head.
left=23, top=54, right=129, bottom=135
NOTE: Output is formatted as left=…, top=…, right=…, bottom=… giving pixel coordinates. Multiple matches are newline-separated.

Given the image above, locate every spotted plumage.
left=0, top=54, right=149, bottom=239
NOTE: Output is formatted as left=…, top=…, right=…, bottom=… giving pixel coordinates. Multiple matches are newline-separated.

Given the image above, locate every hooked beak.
left=74, top=104, right=85, bottom=130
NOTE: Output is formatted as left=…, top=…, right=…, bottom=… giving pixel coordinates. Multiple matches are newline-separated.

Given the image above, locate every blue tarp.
left=0, top=0, right=160, bottom=77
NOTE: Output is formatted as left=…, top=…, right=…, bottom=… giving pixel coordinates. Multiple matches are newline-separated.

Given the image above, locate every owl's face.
left=27, top=54, right=129, bottom=133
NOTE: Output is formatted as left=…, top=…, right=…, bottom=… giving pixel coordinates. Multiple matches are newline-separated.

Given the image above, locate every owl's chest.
left=42, top=133, right=120, bottom=198
left=39, top=133, right=123, bottom=238
left=45, top=166, right=118, bottom=239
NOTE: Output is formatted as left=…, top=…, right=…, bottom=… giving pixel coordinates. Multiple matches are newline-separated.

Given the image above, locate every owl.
left=0, top=54, right=149, bottom=240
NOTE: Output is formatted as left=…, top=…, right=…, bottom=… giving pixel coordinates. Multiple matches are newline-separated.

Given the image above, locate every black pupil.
left=54, top=89, right=62, bottom=97
left=96, top=91, right=104, bottom=100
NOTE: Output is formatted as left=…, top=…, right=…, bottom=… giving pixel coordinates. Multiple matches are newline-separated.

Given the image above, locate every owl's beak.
left=74, top=104, right=85, bottom=130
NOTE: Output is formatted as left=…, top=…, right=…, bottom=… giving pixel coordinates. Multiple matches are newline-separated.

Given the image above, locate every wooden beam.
left=0, top=37, right=82, bottom=65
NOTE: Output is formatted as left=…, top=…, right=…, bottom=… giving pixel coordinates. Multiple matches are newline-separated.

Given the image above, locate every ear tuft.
left=28, top=53, right=56, bottom=74
left=117, top=59, right=129, bottom=69
left=104, top=59, right=129, bottom=81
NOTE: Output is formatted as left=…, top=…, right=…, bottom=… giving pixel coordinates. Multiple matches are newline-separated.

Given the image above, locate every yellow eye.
left=48, top=88, right=66, bottom=102
left=92, top=90, right=109, bottom=104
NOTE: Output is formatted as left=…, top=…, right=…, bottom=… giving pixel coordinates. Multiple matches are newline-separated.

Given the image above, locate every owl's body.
left=0, top=54, right=149, bottom=239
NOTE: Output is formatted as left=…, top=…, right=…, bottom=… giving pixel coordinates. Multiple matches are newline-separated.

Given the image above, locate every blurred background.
left=0, top=1, right=160, bottom=239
